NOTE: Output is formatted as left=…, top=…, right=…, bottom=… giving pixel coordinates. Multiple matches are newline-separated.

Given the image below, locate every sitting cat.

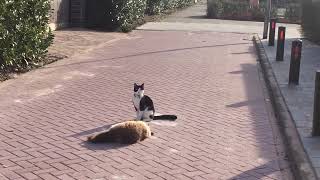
left=87, top=120, right=153, bottom=144
left=132, top=83, right=177, bottom=122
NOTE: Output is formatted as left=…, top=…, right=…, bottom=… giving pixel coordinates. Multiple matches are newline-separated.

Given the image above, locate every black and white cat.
left=132, top=83, right=177, bottom=122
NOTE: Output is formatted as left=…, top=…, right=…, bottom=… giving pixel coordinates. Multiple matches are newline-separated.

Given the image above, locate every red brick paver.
left=0, top=31, right=291, bottom=179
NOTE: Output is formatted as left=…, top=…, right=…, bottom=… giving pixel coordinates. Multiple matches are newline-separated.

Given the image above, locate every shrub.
left=250, top=6, right=265, bottom=21
left=301, top=0, right=320, bottom=42
left=207, top=0, right=276, bottom=21
left=0, top=0, right=53, bottom=70
left=176, top=0, right=195, bottom=8
left=146, top=0, right=194, bottom=15
left=284, top=3, right=300, bottom=23
left=86, top=0, right=147, bottom=32
left=207, top=0, right=223, bottom=18
left=146, top=0, right=165, bottom=15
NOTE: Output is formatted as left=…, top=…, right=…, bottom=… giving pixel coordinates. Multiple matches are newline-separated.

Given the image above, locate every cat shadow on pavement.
left=81, top=140, right=129, bottom=151
left=71, top=124, right=113, bottom=138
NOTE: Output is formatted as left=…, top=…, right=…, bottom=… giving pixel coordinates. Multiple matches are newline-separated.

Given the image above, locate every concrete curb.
left=253, top=35, right=318, bottom=180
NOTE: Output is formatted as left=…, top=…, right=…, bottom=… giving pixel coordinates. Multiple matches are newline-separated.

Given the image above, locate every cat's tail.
left=87, top=131, right=113, bottom=143
left=152, top=115, right=177, bottom=121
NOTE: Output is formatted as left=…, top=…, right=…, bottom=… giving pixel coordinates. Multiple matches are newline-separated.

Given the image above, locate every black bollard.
left=268, top=18, right=276, bottom=46
left=289, top=40, right=302, bottom=85
left=313, top=71, right=320, bottom=136
left=276, top=26, right=286, bottom=61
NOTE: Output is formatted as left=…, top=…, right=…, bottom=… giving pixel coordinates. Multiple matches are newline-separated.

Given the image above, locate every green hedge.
left=302, top=0, right=320, bottom=42
left=207, top=0, right=276, bottom=21
left=284, top=3, right=301, bottom=23
left=146, top=0, right=194, bottom=15
left=87, top=0, right=147, bottom=32
left=146, top=0, right=164, bottom=15
left=0, top=0, right=53, bottom=70
left=86, top=0, right=195, bottom=31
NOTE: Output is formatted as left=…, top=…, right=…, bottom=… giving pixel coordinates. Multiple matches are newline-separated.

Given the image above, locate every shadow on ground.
left=187, top=15, right=207, bottom=19
left=71, top=124, right=113, bottom=138
left=44, top=42, right=251, bottom=69
left=228, top=161, right=281, bottom=180
left=81, top=141, right=129, bottom=150
left=226, top=98, right=262, bottom=108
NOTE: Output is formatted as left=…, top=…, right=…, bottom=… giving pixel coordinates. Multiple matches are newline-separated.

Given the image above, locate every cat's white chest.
left=132, top=96, right=140, bottom=110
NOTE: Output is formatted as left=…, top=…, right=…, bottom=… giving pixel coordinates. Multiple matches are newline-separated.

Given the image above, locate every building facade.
left=49, top=0, right=86, bottom=30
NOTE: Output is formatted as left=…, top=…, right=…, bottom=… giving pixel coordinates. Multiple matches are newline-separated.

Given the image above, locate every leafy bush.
left=176, top=0, right=195, bottom=8
left=0, top=0, right=53, bottom=70
left=146, top=0, right=194, bottom=15
left=207, top=0, right=223, bottom=18
left=284, top=3, right=301, bottom=23
left=207, top=0, right=276, bottom=21
left=250, top=6, right=265, bottom=21
left=301, top=0, right=320, bottom=42
left=146, top=0, right=165, bottom=15
left=86, top=0, right=147, bottom=32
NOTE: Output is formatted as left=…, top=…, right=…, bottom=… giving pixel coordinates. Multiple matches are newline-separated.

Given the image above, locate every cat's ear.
left=134, top=83, right=137, bottom=87
left=141, top=83, right=144, bottom=89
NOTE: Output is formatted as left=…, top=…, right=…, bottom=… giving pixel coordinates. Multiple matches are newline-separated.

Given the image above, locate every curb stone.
left=252, top=35, right=318, bottom=180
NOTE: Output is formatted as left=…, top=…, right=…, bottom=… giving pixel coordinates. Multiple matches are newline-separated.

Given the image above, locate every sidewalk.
left=0, top=2, right=294, bottom=180
left=260, top=27, right=320, bottom=177
left=48, top=28, right=128, bottom=59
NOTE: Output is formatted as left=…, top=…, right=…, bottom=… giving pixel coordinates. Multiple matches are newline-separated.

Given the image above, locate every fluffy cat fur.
left=132, top=83, right=177, bottom=121
left=87, top=120, right=153, bottom=144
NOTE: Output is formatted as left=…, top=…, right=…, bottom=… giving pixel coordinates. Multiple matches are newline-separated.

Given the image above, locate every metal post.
left=268, top=18, right=277, bottom=46
left=276, top=26, right=286, bottom=61
left=313, top=71, right=320, bottom=136
left=263, top=0, right=272, bottom=39
left=289, top=40, right=302, bottom=85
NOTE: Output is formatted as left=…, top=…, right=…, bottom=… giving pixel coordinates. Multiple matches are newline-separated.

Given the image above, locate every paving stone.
left=0, top=1, right=293, bottom=179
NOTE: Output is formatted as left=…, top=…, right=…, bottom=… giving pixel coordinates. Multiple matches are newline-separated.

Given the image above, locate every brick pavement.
left=48, top=28, right=128, bottom=59
left=0, top=30, right=292, bottom=179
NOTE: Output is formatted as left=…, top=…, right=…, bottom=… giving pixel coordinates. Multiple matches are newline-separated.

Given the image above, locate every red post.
left=276, top=26, right=286, bottom=61
left=268, top=19, right=276, bottom=46
left=289, top=40, right=302, bottom=85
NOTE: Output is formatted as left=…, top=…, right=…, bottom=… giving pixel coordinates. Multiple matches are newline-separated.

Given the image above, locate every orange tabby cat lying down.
left=87, top=120, right=153, bottom=144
